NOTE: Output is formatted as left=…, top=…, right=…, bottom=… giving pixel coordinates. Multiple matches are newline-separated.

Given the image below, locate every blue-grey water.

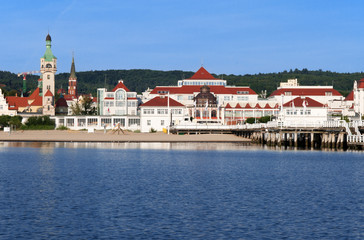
left=1, top=142, right=364, bottom=239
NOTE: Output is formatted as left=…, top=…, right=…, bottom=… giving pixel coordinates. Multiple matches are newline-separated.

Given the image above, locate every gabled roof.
left=225, top=103, right=233, bottom=109
left=30, top=95, right=42, bottom=106
left=345, top=91, right=354, bottom=101
left=244, top=103, right=252, bottom=109
left=28, top=88, right=40, bottom=100
left=270, top=88, right=342, bottom=97
left=283, top=97, right=325, bottom=108
left=264, top=103, right=272, bottom=109
left=112, top=81, right=130, bottom=92
left=44, top=90, right=53, bottom=97
left=254, top=103, right=262, bottom=109
left=188, top=67, right=217, bottom=80
left=150, top=85, right=257, bottom=95
left=358, top=78, right=364, bottom=89
left=274, top=103, right=279, bottom=109
left=6, top=96, right=29, bottom=110
left=140, top=96, right=184, bottom=107
left=55, top=96, right=68, bottom=108
left=235, top=103, right=243, bottom=109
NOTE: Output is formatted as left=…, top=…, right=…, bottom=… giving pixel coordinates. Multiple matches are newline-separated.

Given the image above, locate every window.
left=147, top=120, right=151, bottom=126
left=224, top=96, right=230, bottom=101
left=87, top=118, right=98, bottom=126
left=47, top=75, right=50, bottom=79
left=237, top=96, right=248, bottom=101
left=285, top=91, right=292, bottom=96
left=161, top=120, right=164, bottom=126
left=171, top=109, right=182, bottom=115
left=237, top=91, right=249, bottom=94
left=157, top=109, right=168, bottom=114
left=46, top=63, right=52, bottom=68
left=325, top=92, right=332, bottom=96
left=157, top=91, right=169, bottom=94
left=0, top=105, right=3, bottom=110
left=106, top=93, right=114, bottom=98
left=129, top=119, right=140, bottom=126
left=66, top=119, right=74, bottom=126
left=101, top=118, right=112, bottom=125
left=115, top=90, right=124, bottom=100
left=177, top=95, right=183, bottom=101
left=188, top=96, right=194, bottom=100
left=116, top=101, right=125, bottom=107
left=143, top=109, right=154, bottom=114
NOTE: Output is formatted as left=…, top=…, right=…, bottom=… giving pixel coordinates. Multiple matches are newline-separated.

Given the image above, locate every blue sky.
left=1, top=0, right=364, bottom=75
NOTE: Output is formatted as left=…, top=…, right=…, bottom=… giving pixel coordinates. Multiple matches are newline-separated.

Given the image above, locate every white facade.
left=0, top=89, right=17, bottom=116
left=140, top=96, right=187, bottom=133
left=97, top=80, right=139, bottom=116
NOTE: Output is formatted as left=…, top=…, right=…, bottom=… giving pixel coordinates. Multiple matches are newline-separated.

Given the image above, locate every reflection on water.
left=0, top=141, right=258, bottom=151
left=0, top=141, right=361, bottom=152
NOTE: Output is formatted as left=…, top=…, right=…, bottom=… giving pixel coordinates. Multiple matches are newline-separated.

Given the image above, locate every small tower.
left=40, top=33, right=57, bottom=115
left=68, top=55, right=77, bottom=97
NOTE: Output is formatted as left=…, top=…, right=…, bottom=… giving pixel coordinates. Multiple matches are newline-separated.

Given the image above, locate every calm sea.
left=0, top=142, right=364, bottom=239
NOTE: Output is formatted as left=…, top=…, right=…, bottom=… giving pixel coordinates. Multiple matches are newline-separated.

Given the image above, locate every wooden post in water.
left=311, top=132, right=315, bottom=149
left=294, top=132, right=298, bottom=148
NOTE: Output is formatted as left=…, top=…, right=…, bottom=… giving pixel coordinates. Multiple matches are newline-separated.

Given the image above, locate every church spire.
left=68, top=54, right=77, bottom=97
left=69, top=54, right=77, bottom=80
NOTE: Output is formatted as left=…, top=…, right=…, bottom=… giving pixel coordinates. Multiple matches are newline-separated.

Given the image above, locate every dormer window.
left=285, top=91, right=292, bottom=96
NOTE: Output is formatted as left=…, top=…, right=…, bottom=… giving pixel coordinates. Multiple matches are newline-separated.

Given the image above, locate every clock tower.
left=40, top=33, right=57, bottom=115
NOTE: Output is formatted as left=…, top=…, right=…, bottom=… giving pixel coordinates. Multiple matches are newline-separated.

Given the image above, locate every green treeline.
left=1, top=68, right=363, bottom=97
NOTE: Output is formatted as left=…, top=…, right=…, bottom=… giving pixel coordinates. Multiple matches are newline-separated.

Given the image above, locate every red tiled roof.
left=345, top=91, right=354, bottom=101
left=28, top=88, right=40, bottom=100
left=140, top=96, right=184, bottom=107
left=235, top=103, right=243, bottom=109
left=30, top=95, right=42, bottom=106
left=283, top=97, right=325, bottom=108
left=112, top=81, right=130, bottom=92
left=244, top=103, right=252, bottom=109
left=150, top=85, right=257, bottom=95
left=264, top=103, right=272, bottom=109
left=358, top=78, right=364, bottom=89
left=225, top=103, right=233, bottom=109
left=188, top=67, right=217, bottom=80
left=6, top=96, right=29, bottom=110
left=44, top=90, right=53, bottom=97
left=55, top=97, right=68, bottom=108
left=270, top=88, right=342, bottom=97
left=63, top=94, right=77, bottom=101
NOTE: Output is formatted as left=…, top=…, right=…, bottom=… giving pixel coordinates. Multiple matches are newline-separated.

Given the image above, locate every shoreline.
left=0, top=130, right=251, bottom=143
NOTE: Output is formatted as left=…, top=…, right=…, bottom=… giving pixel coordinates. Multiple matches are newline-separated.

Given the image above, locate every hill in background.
left=0, top=68, right=363, bottom=97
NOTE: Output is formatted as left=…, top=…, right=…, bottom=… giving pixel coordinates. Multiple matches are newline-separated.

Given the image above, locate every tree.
left=69, top=96, right=96, bottom=115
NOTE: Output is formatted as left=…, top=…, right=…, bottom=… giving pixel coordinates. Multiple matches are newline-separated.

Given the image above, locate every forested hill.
left=0, top=68, right=363, bottom=97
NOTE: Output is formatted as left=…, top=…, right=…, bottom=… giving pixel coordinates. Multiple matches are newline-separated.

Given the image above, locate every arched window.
left=115, top=90, right=125, bottom=100
left=211, top=110, right=217, bottom=118
left=46, top=63, right=52, bottom=68
left=196, top=110, right=200, bottom=118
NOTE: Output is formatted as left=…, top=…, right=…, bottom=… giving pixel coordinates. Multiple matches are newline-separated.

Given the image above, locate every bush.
left=56, top=125, right=69, bottom=130
left=246, top=117, right=256, bottom=124
left=0, top=115, right=23, bottom=129
left=258, top=116, right=271, bottom=123
left=22, top=116, right=55, bottom=130
left=149, top=128, right=157, bottom=133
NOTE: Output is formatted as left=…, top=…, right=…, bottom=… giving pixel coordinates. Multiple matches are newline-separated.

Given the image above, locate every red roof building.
left=283, top=97, right=325, bottom=108
left=141, top=96, right=184, bottom=107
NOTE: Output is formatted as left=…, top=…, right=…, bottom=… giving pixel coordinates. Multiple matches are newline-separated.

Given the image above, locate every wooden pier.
left=171, top=120, right=364, bottom=150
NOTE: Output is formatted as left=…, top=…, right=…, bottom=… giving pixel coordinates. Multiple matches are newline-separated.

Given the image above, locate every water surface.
left=0, top=143, right=363, bottom=239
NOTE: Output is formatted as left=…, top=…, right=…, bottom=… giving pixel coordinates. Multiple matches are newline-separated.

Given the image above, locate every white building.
left=144, top=67, right=259, bottom=108
left=97, top=80, right=139, bottom=116
left=140, top=96, right=187, bottom=133
left=0, top=89, right=17, bottom=116
left=281, top=96, right=328, bottom=124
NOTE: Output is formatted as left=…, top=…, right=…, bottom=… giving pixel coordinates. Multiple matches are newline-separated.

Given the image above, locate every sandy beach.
left=0, top=130, right=251, bottom=143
